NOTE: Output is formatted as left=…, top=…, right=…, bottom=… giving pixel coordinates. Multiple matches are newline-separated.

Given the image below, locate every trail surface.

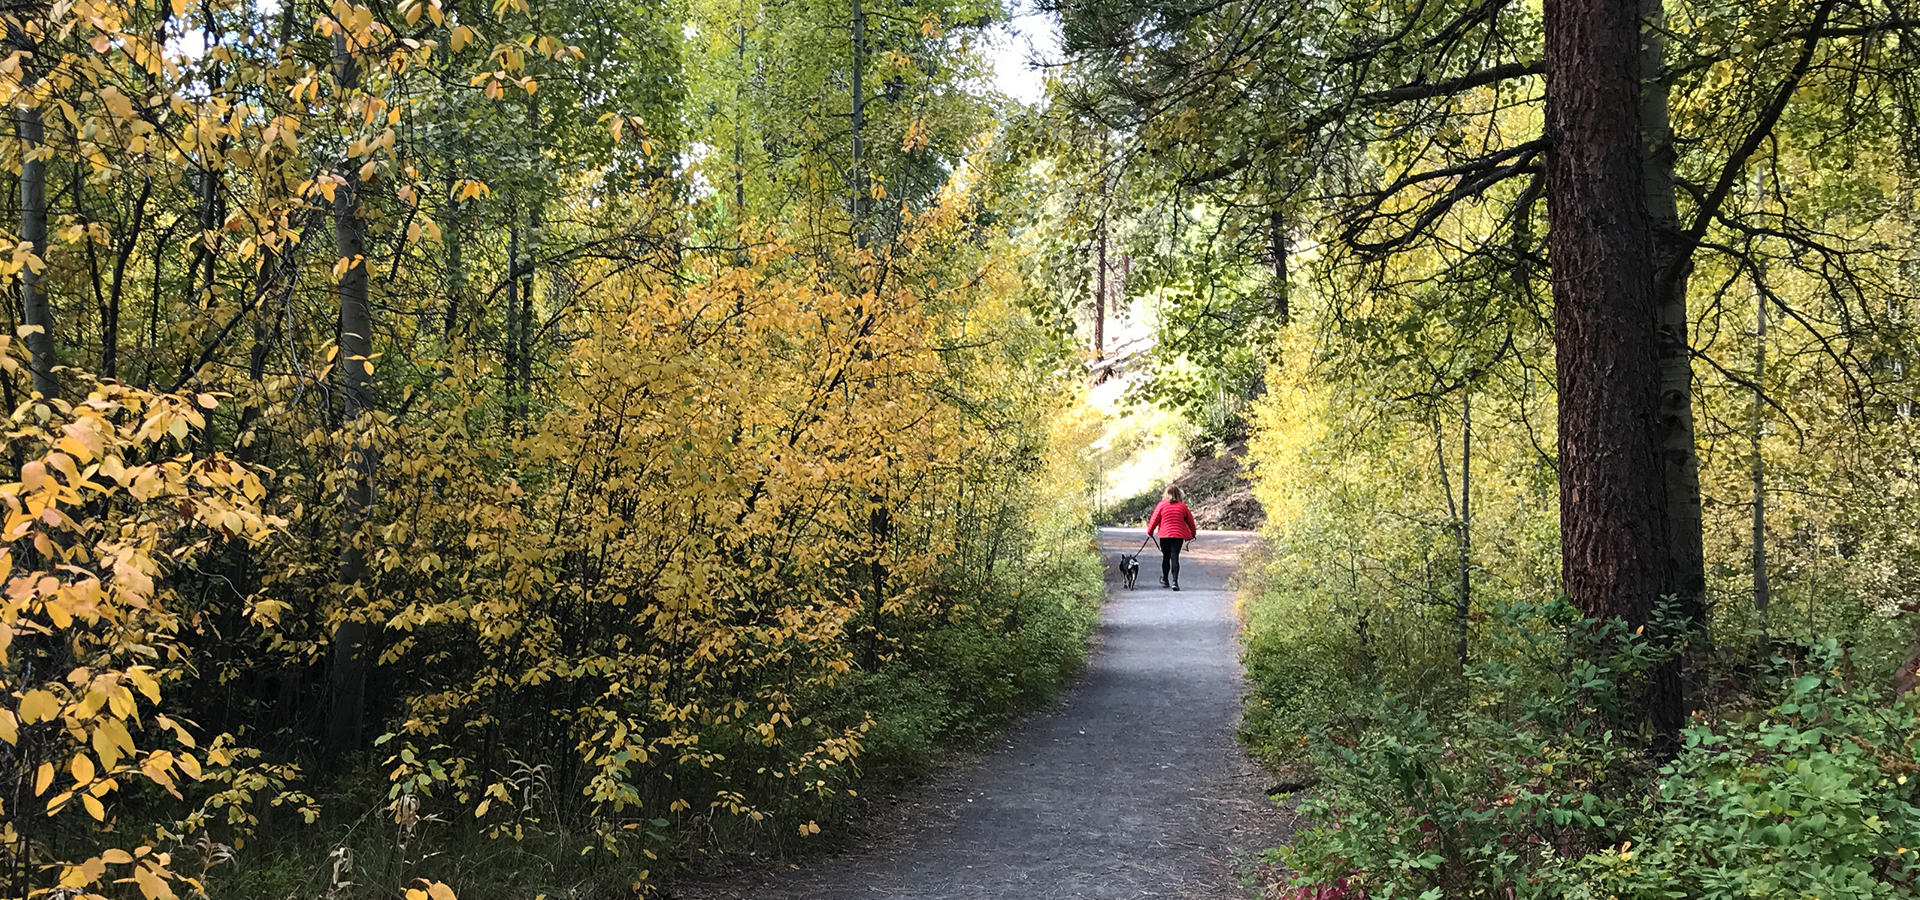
left=681, top=528, right=1292, bottom=899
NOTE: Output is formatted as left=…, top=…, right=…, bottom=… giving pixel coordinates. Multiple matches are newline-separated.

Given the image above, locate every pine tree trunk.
left=1543, top=0, right=1682, bottom=748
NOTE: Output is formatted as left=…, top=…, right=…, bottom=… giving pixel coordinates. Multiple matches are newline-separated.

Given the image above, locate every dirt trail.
left=679, top=528, right=1293, bottom=899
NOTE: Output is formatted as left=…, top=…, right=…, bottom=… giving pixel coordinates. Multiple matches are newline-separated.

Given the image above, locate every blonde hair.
left=1163, top=486, right=1185, bottom=504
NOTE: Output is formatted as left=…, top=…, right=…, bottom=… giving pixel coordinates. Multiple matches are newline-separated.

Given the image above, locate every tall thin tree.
left=328, top=25, right=377, bottom=756
left=14, top=15, right=54, bottom=399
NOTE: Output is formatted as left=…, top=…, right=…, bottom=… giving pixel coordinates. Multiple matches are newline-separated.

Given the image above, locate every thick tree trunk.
left=1639, top=0, right=1708, bottom=639
left=1543, top=0, right=1682, bottom=748
left=327, top=32, right=376, bottom=757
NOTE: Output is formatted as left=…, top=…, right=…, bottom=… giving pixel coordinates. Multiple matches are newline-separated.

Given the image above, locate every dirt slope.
left=1102, top=440, right=1265, bottom=532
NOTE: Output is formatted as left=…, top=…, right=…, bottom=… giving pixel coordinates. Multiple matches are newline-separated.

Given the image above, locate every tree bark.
left=1457, top=392, right=1471, bottom=671
left=850, top=0, right=866, bottom=244
left=505, top=219, right=522, bottom=432
left=240, top=248, right=278, bottom=458
left=1543, top=0, right=1682, bottom=747
left=733, top=20, right=748, bottom=222
left=443, top=195, right=464, bottom=340
left=1270, top=209, right=1289, bottom=325
left=1095, top=202, right=1106, bottom=359
left=1750, top=169, right=1770, bottom=617
left=101, top=177, right=153, bottom=381
left=1639, top=0, right=1708, bottom=640
left=327, top=30, right=376, bottom=757
left=15, top=43, right=54, bottom=399
left=519, top=202, right=537, bottom=424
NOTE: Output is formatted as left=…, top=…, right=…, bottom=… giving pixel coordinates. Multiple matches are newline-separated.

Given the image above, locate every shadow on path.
left=678, top=528, right=1293, bottom=899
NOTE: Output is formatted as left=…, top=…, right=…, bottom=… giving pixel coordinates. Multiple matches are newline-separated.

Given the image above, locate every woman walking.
left=1146, top=486, right=1197, bottom=590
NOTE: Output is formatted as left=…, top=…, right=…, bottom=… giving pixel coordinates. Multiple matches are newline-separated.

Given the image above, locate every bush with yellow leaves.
left=0, top=339, right=283, bottom=899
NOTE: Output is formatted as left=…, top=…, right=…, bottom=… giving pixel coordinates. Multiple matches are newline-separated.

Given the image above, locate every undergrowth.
left=189, top=536, right=1105, bottom=900
left=1243, top=598, right=1920, bottom=900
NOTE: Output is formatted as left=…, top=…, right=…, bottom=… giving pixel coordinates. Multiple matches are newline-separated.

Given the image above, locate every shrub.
left=1575, top=642, right=1920, bottom=900
left=1272, top=612, right=1920, bottom=900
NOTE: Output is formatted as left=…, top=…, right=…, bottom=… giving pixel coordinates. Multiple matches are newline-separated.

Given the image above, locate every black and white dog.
left=1117, top=553, right=1141, bottom=589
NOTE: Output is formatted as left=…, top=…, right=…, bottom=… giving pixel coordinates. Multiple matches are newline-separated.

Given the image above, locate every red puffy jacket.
left=1147, top=501, right=1196, bottom=540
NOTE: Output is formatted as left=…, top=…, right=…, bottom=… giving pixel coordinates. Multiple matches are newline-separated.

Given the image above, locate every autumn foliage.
left=0, top=0, right=1099, bottom=894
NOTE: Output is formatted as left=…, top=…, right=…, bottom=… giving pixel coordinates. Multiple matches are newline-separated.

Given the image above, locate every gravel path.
left=679, top=527, right=1294, bottom=899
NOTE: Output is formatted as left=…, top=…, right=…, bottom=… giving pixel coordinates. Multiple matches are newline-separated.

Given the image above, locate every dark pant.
left=1159, top=537, right=1185, bottom=582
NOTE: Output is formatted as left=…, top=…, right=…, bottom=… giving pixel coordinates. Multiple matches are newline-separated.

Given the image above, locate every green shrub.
left=1277, top=602, right=1648, bottom=899
left=1575, top=643, right=1920, bottom=900
left=1273, top=611, right=1920, bottom=900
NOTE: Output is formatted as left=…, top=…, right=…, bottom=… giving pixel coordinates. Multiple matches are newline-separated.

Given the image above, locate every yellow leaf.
left=98, top=86, right=135, bottom=121
left=94, top=717, right=133, bottom=769
left=19, top=690, right=60, bottom=724
left=127, top=667, right=161, bottom=703
left=133, top=861, right=170, bottom=899
left=71, top=752, right=96, bottom=785
left=82, top=793, right=106, bottom=821
left=34, top=762, right=53, bottom=795
left=43, top=598, right=72, bottom=629
left=0, top=709, right=15, bottom=744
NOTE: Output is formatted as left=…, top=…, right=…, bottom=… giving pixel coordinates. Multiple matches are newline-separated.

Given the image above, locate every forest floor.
left=675, top=528, right=1295, bottom=899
